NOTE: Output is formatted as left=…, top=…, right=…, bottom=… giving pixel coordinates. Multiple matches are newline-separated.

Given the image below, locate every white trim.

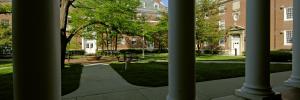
left=219, top=4, right=225, bottom=15
left=284, top=7, right=293, bottom=21
left=154, top=2, right=160, bottom=10
left=219, top=20, right=225, bottom=30
left=283, top=30, right=293, bottom=45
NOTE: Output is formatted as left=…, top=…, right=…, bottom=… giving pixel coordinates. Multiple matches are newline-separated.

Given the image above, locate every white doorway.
left=231, top=35, right=240, bottom=56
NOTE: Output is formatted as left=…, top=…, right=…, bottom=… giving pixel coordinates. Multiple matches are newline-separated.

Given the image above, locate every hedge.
left=66, top=50, right=85, bottom=56
left=269, top=51, right=292, bottom=62
left=119, top=48, right=168, bottom=54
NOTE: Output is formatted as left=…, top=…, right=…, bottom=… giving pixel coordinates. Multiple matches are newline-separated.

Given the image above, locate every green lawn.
left=0, top=62, right=83, bottom=100
left=196, top=55, right=245, bottom=61
left=137, top=53, right=245, bottom=62
left=0, top=61, right=12, bottom=68
left=110, top=62, right=291, bottom=87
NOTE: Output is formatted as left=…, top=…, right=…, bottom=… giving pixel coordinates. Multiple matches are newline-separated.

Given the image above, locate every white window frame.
left=219, top=37, right=225, bottom=46
left=284, top=7, right=293, bottom=21
left=90, top=43, right=93, bottom=48
left=86, top=43, right=90, bottom=48
left=284, top=30, right=293, bottom=45
left=219, top=4, right=225, bottom=15
left=219, top=20, right=225, bottom=30
left=154, top=3, right=160, bottom=10
left=143, top=2, right=146, bottom=8
left=232, top=0, right=240, bottom=11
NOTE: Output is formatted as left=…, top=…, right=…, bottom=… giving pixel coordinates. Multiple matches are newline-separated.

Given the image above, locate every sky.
left=160, top=0, right=168, bottom=7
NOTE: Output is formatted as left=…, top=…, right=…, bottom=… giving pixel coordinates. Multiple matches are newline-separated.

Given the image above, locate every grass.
left=196, top=55, right=245, bottom=61
left=0, top=62, right=83, bottom=100
left=0, top=61, right=12, bottom=68
left=110, top=62, right=292, bottom=87
left=137, top=53, right=245, bottom=62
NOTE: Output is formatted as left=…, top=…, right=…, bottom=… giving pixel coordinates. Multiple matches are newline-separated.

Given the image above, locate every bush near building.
left=269, top=50, right=292, bottom=62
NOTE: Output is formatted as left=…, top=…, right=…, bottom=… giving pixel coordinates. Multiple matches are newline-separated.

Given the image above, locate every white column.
left=286, top=0, right=300, bottom=88
left=235, top=0, right=276, bottom=99
left=167, top=0, right=195, bottom=100
left=13, top=0, right=61, bottom=100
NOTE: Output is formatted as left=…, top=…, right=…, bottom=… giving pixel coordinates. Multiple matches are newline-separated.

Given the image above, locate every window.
left=219, top=20, right=225, bottom=30
left=0, top=19, right=9, bottom=26
left=284, top=7, right=293, bottom=21
left=284, top=30, right=293, bottom=45
left=90, top=43, right=93, bottom=48
left=86, top=43, right=89, bottom=48
left=132, top=38, right=137, bottom=45
left=154, top=3, right=159, bottom=10
left=120, top=38, right=126, bottom=45
left=143, top=2, right=146, bottom=8
left=219, top=4, right=225, bottom=15
left=232, top=0, right=240, bottom=11
left=219, top=37, right=225, bottom=46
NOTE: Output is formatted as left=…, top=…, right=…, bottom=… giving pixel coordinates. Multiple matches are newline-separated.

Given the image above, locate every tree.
left=0, top=3, right=12, bottom=46
left=0, top=3, right=11, bottom=14
left=69, top=0, right=140, bottom=50
left=57, top=0, right=140, bottom=67
left=0, top=21, right=11, bottom=46
left=153, top=11, right=168, bottom=52
left=195, top=0, right=225, bottom=54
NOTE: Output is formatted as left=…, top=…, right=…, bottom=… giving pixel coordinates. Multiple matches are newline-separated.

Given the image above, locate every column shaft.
left=167, top=0, right=195, bottom=100
left=286, top=0, right=300, bottom=88
left=13, top=0, right=61, bottom=100
left=235, top=0, right=275, bottom=99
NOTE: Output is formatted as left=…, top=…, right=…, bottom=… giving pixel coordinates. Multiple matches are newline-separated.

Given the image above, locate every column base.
left=285, top=77, right=300, bottom=88
left=235, top=88, right=280, bottom=100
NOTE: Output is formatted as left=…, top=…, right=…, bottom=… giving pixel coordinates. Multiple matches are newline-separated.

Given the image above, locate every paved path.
left=62, top=63, right=292, bottom=100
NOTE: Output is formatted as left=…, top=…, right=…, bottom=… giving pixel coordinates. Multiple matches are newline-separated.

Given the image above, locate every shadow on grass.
left=110, top=62, right=292, bottom=87
left=0, top=64, right=83, bottom=100
left=0, top=61, right=12, bottom=65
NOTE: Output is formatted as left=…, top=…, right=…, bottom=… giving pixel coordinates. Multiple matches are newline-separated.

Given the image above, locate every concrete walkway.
left=62, top=63, right=292, bottom=100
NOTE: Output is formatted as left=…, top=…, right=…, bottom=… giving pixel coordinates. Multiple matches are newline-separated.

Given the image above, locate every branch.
left=66, top=21, right=117, bottom=43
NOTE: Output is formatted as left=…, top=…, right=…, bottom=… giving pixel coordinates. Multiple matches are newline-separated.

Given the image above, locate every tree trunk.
left=61, top=38, right=68, bottom=69
left=101, top=32, right=104, bottom=50
left=115, top=34, right=118, bottom=51
left=60, top=0, right=73, bottom=68
left=106, top=32, right=109, bottom=50
left=197, top=41, right=200, bottom=54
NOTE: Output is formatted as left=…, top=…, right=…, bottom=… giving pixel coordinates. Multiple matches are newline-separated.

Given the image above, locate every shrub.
left=119, top=48, right=168, bottom=54
left=203, top=49, right=220, bottom=55
left=66, top=50, right=85, bottom=56
left=269, top=51, right=292, bottom=62
left=99, top=50, right=120, bottom=56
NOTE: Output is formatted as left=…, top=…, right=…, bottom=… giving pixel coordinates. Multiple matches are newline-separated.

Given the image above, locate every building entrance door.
left=231, top=35, right=240, bottom=56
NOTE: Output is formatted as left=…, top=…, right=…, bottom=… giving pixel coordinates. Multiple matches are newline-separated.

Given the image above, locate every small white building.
left=82, top=38, right=97, bottom=54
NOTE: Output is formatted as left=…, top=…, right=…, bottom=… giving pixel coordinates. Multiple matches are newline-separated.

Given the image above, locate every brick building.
left=220, top=0, right=293, bottom=55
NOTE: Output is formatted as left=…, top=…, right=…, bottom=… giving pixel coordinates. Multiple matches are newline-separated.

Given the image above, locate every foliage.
left=0, top=19, right=11, bottom=46
left=119, top=48, right=168, bottom=54
left=269, top=51, right=292, bottom=62
left=195, top=0, right=225, bottom=52
left=0, top=3, right=11, bottom=14
left=70, top=0, right=140, bottom=34
left=68, top=0, right=141, bottom=51
left=66, top=50, right=85, bottom=56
